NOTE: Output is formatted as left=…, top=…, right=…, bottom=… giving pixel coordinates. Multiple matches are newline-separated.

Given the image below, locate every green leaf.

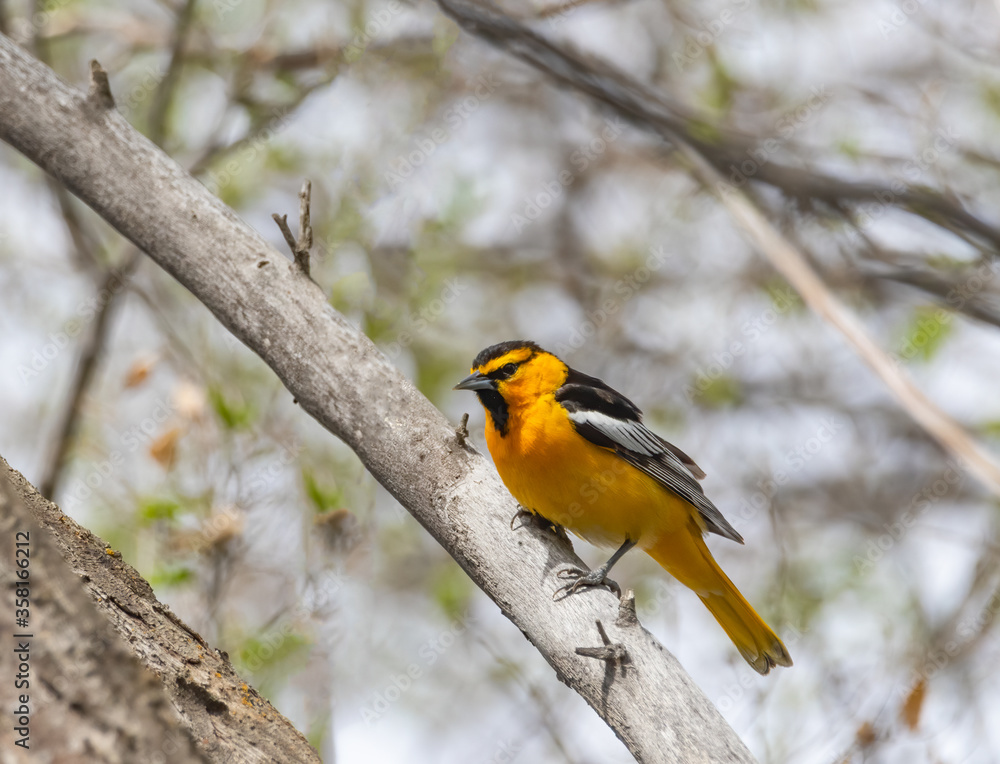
left=703, top=54, right=737, bottom=115
left=302, top=467, right=343, bottom=514
left=983, top=82, right=1000, bottom=121
left=149, top=565, right=194, bottom=588
left=431, top=563, right=472, bottom=621
left=695, top=374, right=743, bottom=408
left=236, top=630, right=311, bottom=691
left=209, top=386, right=255, bottom=429
left=897, top=306, right=954, bottom=363
left=138, top=497, right=182, bottom=525
left=835, top=138, right=862, bottom=160
left=432, top=18, right=461, bottom=58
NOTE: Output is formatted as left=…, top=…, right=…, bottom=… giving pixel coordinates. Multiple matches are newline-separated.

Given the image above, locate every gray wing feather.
left=565, top=409, right=744, bottom=544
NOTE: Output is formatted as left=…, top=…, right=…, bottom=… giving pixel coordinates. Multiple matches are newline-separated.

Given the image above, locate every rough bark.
left=0, top=33, right=757, bottom=763
left=0, top=457, right=321, bottom=763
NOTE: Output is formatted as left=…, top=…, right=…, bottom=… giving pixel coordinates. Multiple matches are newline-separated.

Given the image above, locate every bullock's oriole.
left=455, top=340, right=791, bottom=674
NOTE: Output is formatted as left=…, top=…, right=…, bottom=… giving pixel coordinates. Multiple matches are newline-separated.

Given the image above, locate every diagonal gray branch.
left=0, top=32, right=757, bottom=763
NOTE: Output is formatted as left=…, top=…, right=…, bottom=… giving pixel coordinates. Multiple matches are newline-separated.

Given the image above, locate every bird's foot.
left=510, top=508, right=568, bottom=542
left=554, top=566, right=621, bottom=600
left=510, top=506, right=535, bottom=530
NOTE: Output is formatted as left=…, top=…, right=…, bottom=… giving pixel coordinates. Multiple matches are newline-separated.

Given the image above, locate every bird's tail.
left=646, top=522, right=792, bottom=674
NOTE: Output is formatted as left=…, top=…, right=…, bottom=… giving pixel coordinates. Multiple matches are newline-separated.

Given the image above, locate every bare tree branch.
left=867, top=264, right=1000, bottom=331
left=39, top=12, right=194, bottom=501
left=434, top=0, right=1000, bottom=254
left=38, top=252, right=140, bottom=500
left=0, top=32, right=759, bottom=763
left=146, top=0, right=198, bottom=148
left=675, top=141, right=1000, bottom=494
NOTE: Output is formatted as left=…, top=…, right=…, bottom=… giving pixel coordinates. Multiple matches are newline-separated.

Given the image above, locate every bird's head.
left=454, top=340, right=567, bottom=434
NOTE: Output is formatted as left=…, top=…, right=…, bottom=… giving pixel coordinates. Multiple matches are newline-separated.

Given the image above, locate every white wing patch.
left=567, top=410, right=698, bottom=480
left=565, top=406, right=743, bottom=543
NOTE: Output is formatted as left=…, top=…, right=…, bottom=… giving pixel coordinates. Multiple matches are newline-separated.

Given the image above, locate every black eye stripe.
left=487, top=362, right=519, bottom=380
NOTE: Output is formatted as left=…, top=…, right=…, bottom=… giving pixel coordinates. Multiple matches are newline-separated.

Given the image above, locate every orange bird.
left=455, top=340, right=791, bottom=674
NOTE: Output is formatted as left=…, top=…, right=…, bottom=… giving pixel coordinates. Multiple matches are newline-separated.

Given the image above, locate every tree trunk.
left=0, top=456, right=321, bottom=762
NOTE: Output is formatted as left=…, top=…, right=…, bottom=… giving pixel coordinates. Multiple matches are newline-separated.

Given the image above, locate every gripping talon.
left=510, top=506, right=534, bottom=530
left=554, top=566, right=621, bottom=600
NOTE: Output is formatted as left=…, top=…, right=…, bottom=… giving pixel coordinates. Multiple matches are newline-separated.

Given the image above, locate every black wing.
left=555, top=369, right=743, bottom=544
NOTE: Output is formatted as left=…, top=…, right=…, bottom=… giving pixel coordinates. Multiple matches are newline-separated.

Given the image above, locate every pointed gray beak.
left=453, top=371, right=495, bottom=392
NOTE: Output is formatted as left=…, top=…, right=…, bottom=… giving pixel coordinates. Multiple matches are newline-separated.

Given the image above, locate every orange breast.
left=485, top=394, right=694, bottom=549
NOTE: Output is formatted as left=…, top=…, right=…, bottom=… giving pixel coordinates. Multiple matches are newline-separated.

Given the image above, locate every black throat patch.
left=476, top=389, right=510, bottom=436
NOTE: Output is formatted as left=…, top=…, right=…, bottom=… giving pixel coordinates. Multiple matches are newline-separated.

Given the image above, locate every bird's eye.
left=500, top=363, right=518, bottom=378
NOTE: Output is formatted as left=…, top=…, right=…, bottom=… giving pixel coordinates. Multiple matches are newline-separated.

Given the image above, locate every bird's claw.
left=510, top=506, right=535, bottom=530
left=553, top=566, right=622, bottom=600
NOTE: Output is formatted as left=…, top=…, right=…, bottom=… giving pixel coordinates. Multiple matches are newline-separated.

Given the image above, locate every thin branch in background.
left=434, top=0, right=1000, bottom=253
left=843, top=226, right=1000, bottom=329
left=869, top=266, right=1000, bottom=331
left=146, top=0, right=198, bottom=148
left=38, top=1, right=200, bottom=502
left=39, top=250, right=142, bottom=500
left=29, top=0, right=48, bottom=61
left=186, top=57, right=341, bottom=178
left=674, top=139, right=1000, bottom=495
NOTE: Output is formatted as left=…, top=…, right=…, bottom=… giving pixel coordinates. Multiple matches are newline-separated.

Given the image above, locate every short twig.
left=272, top=213, right=297, bottom=252
left=297, top=180, right=313, bottom=268
left=576, top=620, right=628, bottom=664
left=87, top=60, right=115, bottom=111
left=271, top=179, right=313, bottom=277
left=455, top=412, right=469, bottom=447
left=616, top=589, right=638, bottom=627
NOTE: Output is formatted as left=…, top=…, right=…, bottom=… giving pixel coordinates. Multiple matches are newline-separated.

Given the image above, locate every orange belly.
left=485, top=395, right=694, bottom=549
